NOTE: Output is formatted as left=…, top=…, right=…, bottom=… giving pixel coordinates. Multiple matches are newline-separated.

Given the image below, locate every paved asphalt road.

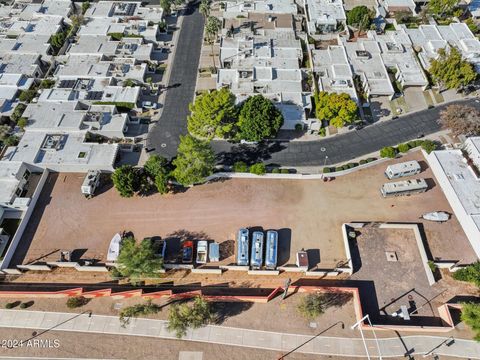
left=212, top=98, right=480, bottom=168
left=146, top=1, right=205, bottom=158
left=146, top=5, right=480, bottom=167
left=0, top=309, right=478, bottom=358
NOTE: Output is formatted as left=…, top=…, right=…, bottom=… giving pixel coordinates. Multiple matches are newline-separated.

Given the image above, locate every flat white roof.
left=430, top=149, right=480, bottom=227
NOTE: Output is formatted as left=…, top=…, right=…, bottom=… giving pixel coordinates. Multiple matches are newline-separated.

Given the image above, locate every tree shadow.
left=219, top=239, right=235, bottom=261
left=277, top=228, right=291, bottom=265
left=321, top=292, right=353, bottom=310
left=164, top=230, right=213, bottom=263
left=212, top=301, right=253, bottom=325
left=215, top=141, right=287, bottom=166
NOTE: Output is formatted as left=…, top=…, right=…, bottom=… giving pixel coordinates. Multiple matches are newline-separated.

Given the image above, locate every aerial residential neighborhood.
left=1, top=0, right=480, bottom=358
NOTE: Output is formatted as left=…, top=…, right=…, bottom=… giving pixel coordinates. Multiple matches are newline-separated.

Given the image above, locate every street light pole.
left=351, top=314, right=383, bottom=360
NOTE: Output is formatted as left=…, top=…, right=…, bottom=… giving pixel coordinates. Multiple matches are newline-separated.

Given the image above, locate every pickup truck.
left=196, top=241, right=208, bottom=264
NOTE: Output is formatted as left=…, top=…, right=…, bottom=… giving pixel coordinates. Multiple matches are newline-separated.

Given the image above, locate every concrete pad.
left=178, top=351, right=203, bottom=360
left=190, top=325, right=211, bottom=341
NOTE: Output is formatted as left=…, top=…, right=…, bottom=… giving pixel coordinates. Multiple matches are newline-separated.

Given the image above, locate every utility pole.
left=351, top=314, right=383, bottom=360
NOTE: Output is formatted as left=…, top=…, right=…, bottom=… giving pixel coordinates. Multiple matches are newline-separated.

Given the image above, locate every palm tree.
left=199, top=0, right=210, bottom=19
left=205, top=16, right=221, bottom=72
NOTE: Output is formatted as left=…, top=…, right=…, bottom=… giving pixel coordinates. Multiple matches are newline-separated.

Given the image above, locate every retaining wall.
left=1, top=169, right=50, bottom=270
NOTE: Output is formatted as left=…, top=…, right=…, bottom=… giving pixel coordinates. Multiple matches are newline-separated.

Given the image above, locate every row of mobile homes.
left=236, top=228, right=278, bottom=269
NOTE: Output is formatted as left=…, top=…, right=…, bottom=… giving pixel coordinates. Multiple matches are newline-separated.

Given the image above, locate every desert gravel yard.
left=12, top=150, right=476, bottom=270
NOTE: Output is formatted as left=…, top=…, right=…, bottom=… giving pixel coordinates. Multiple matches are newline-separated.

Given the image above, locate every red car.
left=181, top=241, right=194, bottom=264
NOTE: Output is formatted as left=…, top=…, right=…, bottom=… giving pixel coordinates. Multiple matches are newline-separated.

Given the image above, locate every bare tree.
left=439, top=105, right=480, bottom=137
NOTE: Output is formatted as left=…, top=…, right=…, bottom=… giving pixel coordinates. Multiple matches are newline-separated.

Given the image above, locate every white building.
left=426, top=137, right=480, bottom=258
left=78, top=18, right=160, bottom=45
left=342, top=38, right=395, bottom=99
left=305, top=0, right=346, bottom=34
left=223, top=0, right=298, bottom=18
left=218, top=25, right=312, bottom=129
left=312, top=45, right=358, bottom=103
left=85, top=1, right=164, bottom=22
left=403, top=23, right=480, bottom=72
left=368, top=30, right=428, bottom=89
left=1, top=101, right=125, bottom=173
left=54, top=54, right=146, bottom=83
left=67, top=35, right=153, bottom=61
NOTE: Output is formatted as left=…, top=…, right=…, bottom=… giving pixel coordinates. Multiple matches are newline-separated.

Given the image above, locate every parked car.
left=196, top=241, right=208, bottom=264
left=141, top=101, right=157, bottom=109
left=145, top=236, right=166, bottom=258
left=181, top=240, right=194, bottom=264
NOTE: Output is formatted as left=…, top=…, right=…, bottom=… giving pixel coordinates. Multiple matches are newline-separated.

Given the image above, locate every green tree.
left=397, top=143, right=410, bottom=153
left=66, top=296, right=88, bottom=309
left=428, top=0, right=458, bottom=16
left=18, top=89, right=37, bottom=103
left=112, top=165, right=136, bottom=197
left=116, top=237, right=163, bottom=280
left=39, top=79, right=55, bottom=89
left=315, top=92, right=358, bottom=128
left=453, top=262, right=480, bottom=286
left=119, top=301, right=161, bottom=326
left=167, top=297, right=213, bottom=338
left=461, top=303, right=480, bottom=341
left=11, top=103, right=26, bottom=123
left=421, top=140, right=437, bottom=154
left=429, top=47, right=477, bottom=90
left=347, top=6, right=372, bottom=28
left=237, top=95, right=283, bottom=141
left=172, top=135, right=215, bottom=186
left=297, top=293, right=326, bottom=319
left=188, top=88, right=237, bottom=139
left=199, top=0, right=210, bottom=18
left=17, top=117, right=28, bottom=130
left=0, top=124, right=11, bottom=142
left=380, top=146, right=397, bottom=158
left=205, top=16, right=221, bottom=70
left=144, top=155, right=170, bottom=194
left=233, top=161, right=248, bottom=172
left=160, top=0, right=171, bottom=14
left=249, top=163, right=266, bottom=175
left=81, top=1, right=90, bottom=14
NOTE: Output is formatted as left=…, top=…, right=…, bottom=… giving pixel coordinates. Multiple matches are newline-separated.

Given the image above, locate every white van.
left=385, top=161, right=421, bottom=179
left=81, top=170, right=101, bottom=198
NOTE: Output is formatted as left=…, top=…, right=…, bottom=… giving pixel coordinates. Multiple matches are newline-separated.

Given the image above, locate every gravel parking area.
left=12, top=151, right=475, bottom=271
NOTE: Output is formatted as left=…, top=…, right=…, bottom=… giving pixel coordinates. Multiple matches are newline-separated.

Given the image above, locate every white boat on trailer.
left=107, top=233, right=122, bottom=262
left=422, top=211, right=450, bottom=222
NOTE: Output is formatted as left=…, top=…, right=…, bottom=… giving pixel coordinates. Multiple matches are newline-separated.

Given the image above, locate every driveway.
left=146, top=1, right=205, bottom=158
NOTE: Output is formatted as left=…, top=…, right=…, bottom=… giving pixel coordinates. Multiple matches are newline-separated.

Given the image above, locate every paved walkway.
left=0, top=310, right=479, bottom=359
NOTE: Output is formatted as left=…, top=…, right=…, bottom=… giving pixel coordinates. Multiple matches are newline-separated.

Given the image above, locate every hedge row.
left=322, top=158, right=377, bottom=173
left=233, top=161, right=291, bottom=175
left=380, top=139, right=437, bottom=158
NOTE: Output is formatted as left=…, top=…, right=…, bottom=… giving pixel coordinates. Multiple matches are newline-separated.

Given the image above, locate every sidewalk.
left=0, top=309, right=479, bottom=359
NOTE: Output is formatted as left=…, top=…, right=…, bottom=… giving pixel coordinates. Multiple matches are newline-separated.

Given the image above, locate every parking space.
left=12, top=151, right=475, bottom=271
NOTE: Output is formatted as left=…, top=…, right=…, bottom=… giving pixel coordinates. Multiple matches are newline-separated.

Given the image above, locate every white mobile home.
left=385, top=160, right=421, bottom=179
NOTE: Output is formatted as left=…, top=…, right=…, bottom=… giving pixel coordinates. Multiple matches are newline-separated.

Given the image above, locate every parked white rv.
left=385, top=161, right=421, bottom=179
left=381, top=178, right=428, bottom=197
left=81, top=170, right=101, bottom=197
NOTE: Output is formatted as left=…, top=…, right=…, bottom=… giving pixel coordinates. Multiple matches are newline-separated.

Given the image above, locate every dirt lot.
left=12, top=150, right=475, bottom=271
